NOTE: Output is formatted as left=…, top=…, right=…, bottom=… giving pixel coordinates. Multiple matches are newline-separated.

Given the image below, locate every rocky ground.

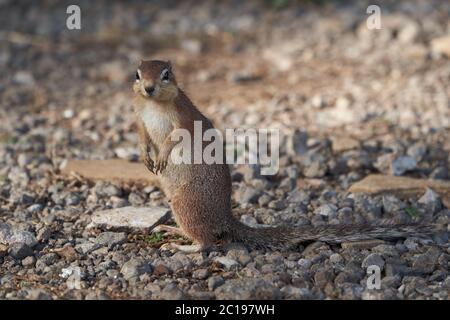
left=1, top=0, right=450, bottom=300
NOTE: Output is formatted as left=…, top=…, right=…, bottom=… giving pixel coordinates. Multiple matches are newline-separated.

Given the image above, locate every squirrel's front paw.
left=155, top=155, right=168, bottom=174
left=143, top=154, right=155, bottom=174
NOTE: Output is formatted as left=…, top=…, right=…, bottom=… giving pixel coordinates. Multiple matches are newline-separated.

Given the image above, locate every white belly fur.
left=139, top=104, right=173, bottom=146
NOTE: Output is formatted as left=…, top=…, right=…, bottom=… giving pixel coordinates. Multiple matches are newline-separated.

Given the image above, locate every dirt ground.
left=0, top=0, right=449, bottom=300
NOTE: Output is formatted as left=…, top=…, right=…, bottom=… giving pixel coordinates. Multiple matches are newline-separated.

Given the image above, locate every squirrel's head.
left=133, top=60, right=178, bottom=102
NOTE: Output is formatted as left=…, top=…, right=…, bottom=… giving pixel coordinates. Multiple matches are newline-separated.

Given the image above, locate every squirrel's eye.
left=161, top=70, right=170, bottom=82
left=135, top=71, right=140, bottom=80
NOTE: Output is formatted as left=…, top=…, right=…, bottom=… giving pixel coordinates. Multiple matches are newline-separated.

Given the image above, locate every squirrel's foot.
left=154, top=157, right=168, bottom=174
left=155, top=144, right=173, bottom=174
left=160, top=243, right=209, bottom=253
left=143, top=154, right=155, bottom=174
left=152, top=225, right=185, bottom=237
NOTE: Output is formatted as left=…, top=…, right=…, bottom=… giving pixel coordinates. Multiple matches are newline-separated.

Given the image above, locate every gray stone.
left=120, top=258, right=152, bottom=280
left=36, top=227, right=52, bottom=242
left=430, top=166, right=448, bottom=180
left=268, top=199, right=286, bottom=210
left=382, top=195, right=406, bottom=213
left=314, top=269, right=335, bottom=288
left=97, top=183, right=122, bottom=197
left=303, top=161, right=327, bottom=178
left=128, top=192, right=145, bottom=206
left=391, top=156, right=417, bottom=176
left=0, top=223, right=37, bottom=247
left=297, top=258, right=312, bottom=269
left=160, top=283, right=186, bottom=300
left=361, top=253, right=385, bottom=271
left=315, top=204, right=338, bottom=217
left=404, top=238, right=419, bottom=251
left=286, top=190, right=310, bottom=204
left=418, top=188, right=441, bottom=213
left=287, top=130, right=308, bottom=156
left=88, top=206, right=171, bottom=231
left=381, top=275, right=401, bottom=289
left=329, top=253, right=343, bottom=264
left=214, top=257, right=240, bottom=270
left=13, top=71, right=35, bottom=85
left=66, top=271, right=84, bottom=290
left=238, top=187, right=261, bottom=204
left=412, top=248, right=440, bottom=274
left=192, top=268, right=210, bottom=280
left=208, top=276, right=225, bottom=291
left=75, top=241, right=101, bottom=255
left=65, top=193, right=81, bottom=206
left=407, top=142, right=427, bottom=162
left=8, top=242, right=33, bottom=260
left=94, top=232, right=127, bottom=247
left=114, top=147, right=139, bottom=161
left=385, top=261, right=411, bottom=277
left=21, top=256, right=36, bottom=267
left=337, top=207, right=353, bottom=224
left=40, top=253, right=59, bottom=265
left=240, top=214, right=258, bottom=227
left=226, top=246, right=252, bottom=266
left=257, top=194, right=272, bottom=206
left=27, top=204, right=43, bottom=214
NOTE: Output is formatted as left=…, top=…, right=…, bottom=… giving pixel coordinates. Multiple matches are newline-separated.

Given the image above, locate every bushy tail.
left=228, top=218, right=436, bottom=250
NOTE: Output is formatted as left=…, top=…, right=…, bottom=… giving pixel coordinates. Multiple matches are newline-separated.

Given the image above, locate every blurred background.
left=1, top=0, right=450, bottom=162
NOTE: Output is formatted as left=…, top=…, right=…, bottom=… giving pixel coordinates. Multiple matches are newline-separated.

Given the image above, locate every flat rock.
left=87, top=206, right=171, bottom=232
left=349, top=175, right=450, bottom=205
left=331, top=136, right=360, bottom=153
left=60, top=159, right=159, bottom=185
left=341, top=239, right=385, bottom=250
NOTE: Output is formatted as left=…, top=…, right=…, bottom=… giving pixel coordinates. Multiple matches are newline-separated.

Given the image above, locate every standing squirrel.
left=133, top=59, right=433, bottom=253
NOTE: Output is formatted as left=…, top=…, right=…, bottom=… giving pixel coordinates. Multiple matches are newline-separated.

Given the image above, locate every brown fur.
left=133, top=60, right=435, bottom=252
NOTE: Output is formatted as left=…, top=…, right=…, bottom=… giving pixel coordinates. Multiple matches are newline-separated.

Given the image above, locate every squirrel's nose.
left=145, top=86, right=155, bottom=96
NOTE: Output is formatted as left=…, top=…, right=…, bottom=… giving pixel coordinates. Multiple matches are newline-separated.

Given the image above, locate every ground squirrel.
left=133, top=60, right=434, bottom=253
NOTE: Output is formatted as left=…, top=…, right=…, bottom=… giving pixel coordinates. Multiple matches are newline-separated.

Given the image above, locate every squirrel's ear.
left=167, top=60, right=172, bottom=71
